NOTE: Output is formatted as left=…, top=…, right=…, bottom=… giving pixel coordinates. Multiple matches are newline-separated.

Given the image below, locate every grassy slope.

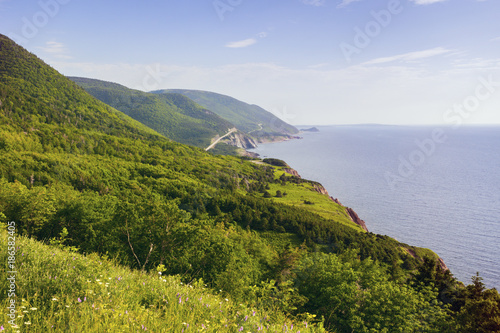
left=261, top=166, right=362, bottom=231
left=0, top=230, right=324, bottom=333
left=69, top=77, right=235, bottom=148
left=156, top=89, right=299, bottom=137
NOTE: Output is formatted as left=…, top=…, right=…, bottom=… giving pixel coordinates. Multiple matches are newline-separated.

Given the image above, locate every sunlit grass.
left=0, top=230, right=326, bottom=332
left=267, top=168, right=364, bottom=232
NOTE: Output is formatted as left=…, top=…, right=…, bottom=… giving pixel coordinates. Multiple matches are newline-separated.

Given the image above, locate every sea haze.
left=250, top=125, right=500, bottom=288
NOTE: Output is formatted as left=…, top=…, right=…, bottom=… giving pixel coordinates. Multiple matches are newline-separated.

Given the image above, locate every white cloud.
left=301, top=0, right=326, bottom=6
left=409, top=0, right=448, bottom=5
left=225, top=38, right=257, bottom=48
left=337, top=0, right=362, bottom=8
left=361, top=47, right=452, bottom=65
left=307, top=63, right=330, bottom=69
left=491, top=37, right=500, bottom=42
left=38, top=41, right=72, bottom=59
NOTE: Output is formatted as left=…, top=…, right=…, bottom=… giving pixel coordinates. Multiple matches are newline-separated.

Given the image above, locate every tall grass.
left=1, top=229, right=326, bottom=332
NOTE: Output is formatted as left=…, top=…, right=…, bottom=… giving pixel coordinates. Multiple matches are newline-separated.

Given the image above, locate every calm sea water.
left=250, top=125, right=500, bottom=288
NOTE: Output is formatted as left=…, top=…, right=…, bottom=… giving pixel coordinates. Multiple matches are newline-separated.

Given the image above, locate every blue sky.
left=1, top=0, right=500, bottom=125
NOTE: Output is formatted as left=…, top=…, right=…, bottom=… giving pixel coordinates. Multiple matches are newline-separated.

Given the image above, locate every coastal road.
left=205, top=128, right=237, bottom=151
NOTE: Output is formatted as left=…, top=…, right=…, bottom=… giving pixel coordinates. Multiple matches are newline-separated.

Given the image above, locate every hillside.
left=155, top=89, right=300, bottom=140
left=0, top=229, right=324, bottom=332
left=1, top=34, right=499, bottom=332
left=69, top=77, right=241, bottom=149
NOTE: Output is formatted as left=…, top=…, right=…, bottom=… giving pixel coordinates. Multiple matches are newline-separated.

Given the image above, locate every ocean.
left=249, top=125, right=500, bottom=288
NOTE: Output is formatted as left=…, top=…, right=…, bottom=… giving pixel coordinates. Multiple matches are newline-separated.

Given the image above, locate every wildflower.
left=84, top=297, right=87, bottom=301
left=51, top=297, right=58, bottom=301
left=30, top=308, right=37, bottom=311
left=244, top=316, right=248, bottom=322
left=78, top=298, right=82, bottom=303
left=225, top=298, right=229, bottom=302
left=252, top=311, right=256, bottom=316
left=239, top=327, right=243, bottom=332
left=24, top=322, right=31, bottom=325
left=0, top=325, right=4, bottom=331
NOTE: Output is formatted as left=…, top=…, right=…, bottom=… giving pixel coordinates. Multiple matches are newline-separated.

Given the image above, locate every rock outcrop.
left=283, top=168, right=301, bottom=178
left=311, top=183, right=329, bottom=196
left=345, top=207, right=369, bottom=232
left=224, top=132, right=258, bottom=149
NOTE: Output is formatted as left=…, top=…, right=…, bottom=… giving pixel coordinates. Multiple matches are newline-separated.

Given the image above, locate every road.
left=205, top=128, right=237, bottom=151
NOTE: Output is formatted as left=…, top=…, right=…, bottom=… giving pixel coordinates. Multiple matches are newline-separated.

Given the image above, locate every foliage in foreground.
left=0, top=229, right=325, bottom=332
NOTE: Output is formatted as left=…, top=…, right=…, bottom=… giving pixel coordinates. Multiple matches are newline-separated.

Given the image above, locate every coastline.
left=246, top=127, right=458, bottom=273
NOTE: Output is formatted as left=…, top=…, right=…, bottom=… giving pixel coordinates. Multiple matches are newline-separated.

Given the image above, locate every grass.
left=0, top=229, right=326, bottom=332
left=265, top=168, right=365, bottom=232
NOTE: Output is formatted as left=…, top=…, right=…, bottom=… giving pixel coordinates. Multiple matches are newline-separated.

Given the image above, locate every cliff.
left=224, top=131, right=258, bottom=149
left=345, top=207, right=369, bottom=232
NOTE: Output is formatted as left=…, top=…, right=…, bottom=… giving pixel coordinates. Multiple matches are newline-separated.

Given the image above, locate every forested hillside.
left=69, top=77, right=236, bottom=148
left=1, top=34, right=499, bottom=332
left=156, top=89, right=299, bottom=140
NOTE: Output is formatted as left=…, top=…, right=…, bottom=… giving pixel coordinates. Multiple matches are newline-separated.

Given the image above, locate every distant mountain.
left=153, top=89, right=299, bottom=139
left=69, top=77, right=241, bottom=149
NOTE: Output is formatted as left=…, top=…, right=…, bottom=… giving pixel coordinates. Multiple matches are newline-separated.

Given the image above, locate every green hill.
left=68, top=77, right=237, bottom=148
left=1, top=34, right=499, bottom=332
left=155, top=89, right=300, bottom=139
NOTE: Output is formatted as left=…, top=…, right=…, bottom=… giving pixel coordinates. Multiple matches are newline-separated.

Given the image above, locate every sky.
left=1, top=0, right=500, bottom=125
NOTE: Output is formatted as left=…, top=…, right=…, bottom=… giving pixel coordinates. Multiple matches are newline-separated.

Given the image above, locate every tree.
left=456, top=274, right=500, bottom=333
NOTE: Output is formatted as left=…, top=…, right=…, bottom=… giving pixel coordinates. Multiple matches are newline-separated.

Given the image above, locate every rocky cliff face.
left=224, top=132, right=258, bottom=149
left=283, top=168, right=301, bottom=178
left=345, top=207, right=369, bottom=232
